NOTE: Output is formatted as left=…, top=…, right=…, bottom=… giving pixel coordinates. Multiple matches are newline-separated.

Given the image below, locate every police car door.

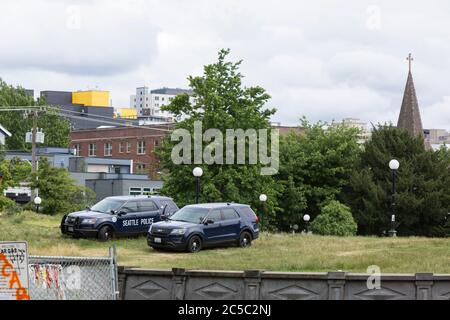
left=136, top=200, right=160, bottom=233
left=220, top=208, right=241, bottom=241
left=202, top=209, right=227, bottom=243
left=118, top=200, right=140, bottom=234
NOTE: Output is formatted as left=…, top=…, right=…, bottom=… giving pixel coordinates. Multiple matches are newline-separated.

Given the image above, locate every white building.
left=130, top=87, right=194, bottom=120
left=337, top=118, right=372, bottom=144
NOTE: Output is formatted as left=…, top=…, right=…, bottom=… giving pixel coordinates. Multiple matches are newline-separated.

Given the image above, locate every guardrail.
left=118, top=268, right=450, bottom=300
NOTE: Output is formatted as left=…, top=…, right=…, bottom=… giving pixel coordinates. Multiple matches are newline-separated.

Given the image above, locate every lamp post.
left=259, top=194, right=267, bottom=232
left=193, top=167, right=203, bottom=204
left=34, top=196, right=42, bottom=213
left=388, top=159, right=400, bottom=237
left=303, top=214, right=311, bottom=234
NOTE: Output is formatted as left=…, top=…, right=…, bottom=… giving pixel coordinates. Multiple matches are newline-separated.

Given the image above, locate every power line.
left=45, top=105, right=176, bottom=132
left=57, top=111, right=174, bottom=133
left=0, top=105, right=176, bottom=132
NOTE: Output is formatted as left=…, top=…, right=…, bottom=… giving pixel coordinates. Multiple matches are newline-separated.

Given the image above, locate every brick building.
left=70, top=125, right=173, bottom=179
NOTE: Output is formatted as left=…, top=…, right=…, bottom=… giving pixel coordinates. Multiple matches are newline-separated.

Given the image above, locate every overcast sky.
left=1, top=0, right=450, bottom=129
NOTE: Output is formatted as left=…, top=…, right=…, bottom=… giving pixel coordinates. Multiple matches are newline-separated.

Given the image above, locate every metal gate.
left=28, top=247, right=118, bottom=300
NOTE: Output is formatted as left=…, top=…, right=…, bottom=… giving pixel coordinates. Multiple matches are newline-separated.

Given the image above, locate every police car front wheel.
left=187, top=235, right=202, bottom=253
left=98, top=226, right=114, bottom=242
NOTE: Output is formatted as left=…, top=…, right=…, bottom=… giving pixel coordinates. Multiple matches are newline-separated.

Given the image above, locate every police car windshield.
left=91, top=199, right=124, bottom=214
left=169, top=207, right=209, bottom=224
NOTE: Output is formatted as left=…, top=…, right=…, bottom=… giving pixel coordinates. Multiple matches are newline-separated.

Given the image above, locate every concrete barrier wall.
left=118, top=268, right=450, bottom=300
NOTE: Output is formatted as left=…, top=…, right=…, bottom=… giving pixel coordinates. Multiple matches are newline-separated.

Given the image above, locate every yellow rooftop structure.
left=115, top=108, right=138, bottom=119
left=72, top=90, right=110, bottom=107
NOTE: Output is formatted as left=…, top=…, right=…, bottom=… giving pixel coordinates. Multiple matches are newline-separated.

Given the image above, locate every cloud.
left=0, top=0, right=158, bottom=76
left=1, top=0, right=450, bottom=131
left=423, top=97, right=450, bottom=130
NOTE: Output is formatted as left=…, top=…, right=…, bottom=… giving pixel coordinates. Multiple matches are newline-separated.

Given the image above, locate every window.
left=207, top=210, right=223, bottom=223
left=89, top=143, right=96, bottom=157
left=104, top=142, right=112, bottom=156
left=119, top=142, right=124, bottom=153
left=161, top=200, right=178, bottom=212
left=238, top=207, right=257, bottom=220
left=143, top=188, right=152, bottom=195
left=154, top=96, right=160, bottom=101
left=154, top=139, right=160, bottom=147
left=162, top=97, right=165, bottom=101
left=129, top=188, right=142, bottom=196
left=222, top=208, right=239, bottom=220
left=136, top=164, right=146, bottom=174
left=73, top=144, right=80, bottom=156
left=121, top=201, right=139, bottom=213
left=139, top=201, right=158, bottom=211
left=137, top=141, right=146, bottom=155
left=126, top=141, right=132, bottom=153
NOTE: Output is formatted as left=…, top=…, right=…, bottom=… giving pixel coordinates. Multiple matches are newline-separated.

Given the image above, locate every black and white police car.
left=60, top=196, right=179, bottom=241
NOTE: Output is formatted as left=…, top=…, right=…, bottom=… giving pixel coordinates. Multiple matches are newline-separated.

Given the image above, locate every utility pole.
left=30, top=110, right=40, bottom=199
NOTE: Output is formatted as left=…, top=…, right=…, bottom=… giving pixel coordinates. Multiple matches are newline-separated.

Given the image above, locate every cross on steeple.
left=406, top=53, right=414, bottom=72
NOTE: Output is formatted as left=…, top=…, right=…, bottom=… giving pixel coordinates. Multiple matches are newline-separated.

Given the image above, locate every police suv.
left=148, top=203, right=260, bottom=253
left=61, top=196, right=179, bottom=241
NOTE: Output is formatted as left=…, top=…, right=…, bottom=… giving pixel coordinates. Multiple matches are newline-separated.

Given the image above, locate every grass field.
left=1, top=211, right=450, bottom=273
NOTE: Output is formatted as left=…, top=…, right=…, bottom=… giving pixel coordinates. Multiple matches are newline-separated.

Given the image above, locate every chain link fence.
left=28, top=247, right=118, bottom=300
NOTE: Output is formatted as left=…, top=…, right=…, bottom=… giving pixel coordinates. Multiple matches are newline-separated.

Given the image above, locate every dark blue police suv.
left=61, top=196, right=179, bottom=241
left=147, top=203, right=260, bottom=253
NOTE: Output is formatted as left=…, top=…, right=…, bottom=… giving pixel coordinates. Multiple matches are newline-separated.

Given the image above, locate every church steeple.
left=397, top=53, right=431, bottom=149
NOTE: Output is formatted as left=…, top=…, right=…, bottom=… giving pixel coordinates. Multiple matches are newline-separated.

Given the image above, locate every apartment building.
left=70, top=125, right=173, bottom=179
left=130, top=86, right=194, bottom=119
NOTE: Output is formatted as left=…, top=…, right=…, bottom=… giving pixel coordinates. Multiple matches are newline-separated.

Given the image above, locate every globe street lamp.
left=303, top=214, right=311, bottom=234
left=193, top=167, right=203, bottom=204
left=259, top=194, right=267, bottom=232
left=34, top=196, right=42, bottom=213
left=388, top=159, right=400, bottom=237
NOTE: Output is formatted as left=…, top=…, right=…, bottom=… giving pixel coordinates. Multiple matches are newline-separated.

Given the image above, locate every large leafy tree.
left=0, top=78, right=71, bottom=151
left=31, top=158, right=96, bottom=215
left=157, top=49, right=279, bottom=218
left=276, top=119, right=361, bottom=229
left=344, top=125, right=450, bottom=237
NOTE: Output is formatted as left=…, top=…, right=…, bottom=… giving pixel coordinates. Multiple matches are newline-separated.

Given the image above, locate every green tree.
left=0, top=78, right=71, bottom=151
left=311, top=200, right=358, bottom=236
left=276, top=119, right=361, bottom=229
left=157, top=49, right=279, bottom=219
left=344, top=125, right=450, bottom=237
left=0, top=157, right=32, bottom=192
left=30, top=158, right=95, bottom=215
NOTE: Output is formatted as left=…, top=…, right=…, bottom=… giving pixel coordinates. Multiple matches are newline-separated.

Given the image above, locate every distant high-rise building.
left=340, top=118, right=372, bottom=144
left=130, top=86, right=193, bottom=119
left=396, top=53, right=432, bottom=150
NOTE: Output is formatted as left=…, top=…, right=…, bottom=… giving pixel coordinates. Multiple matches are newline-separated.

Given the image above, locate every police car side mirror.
left=204, top=219, right=215, bottom=225
left=118, top=211, right=127, bottom=216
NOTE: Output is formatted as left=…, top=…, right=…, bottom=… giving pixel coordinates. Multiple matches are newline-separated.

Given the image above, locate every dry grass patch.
left=1, top=211, right=450, bottom=273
